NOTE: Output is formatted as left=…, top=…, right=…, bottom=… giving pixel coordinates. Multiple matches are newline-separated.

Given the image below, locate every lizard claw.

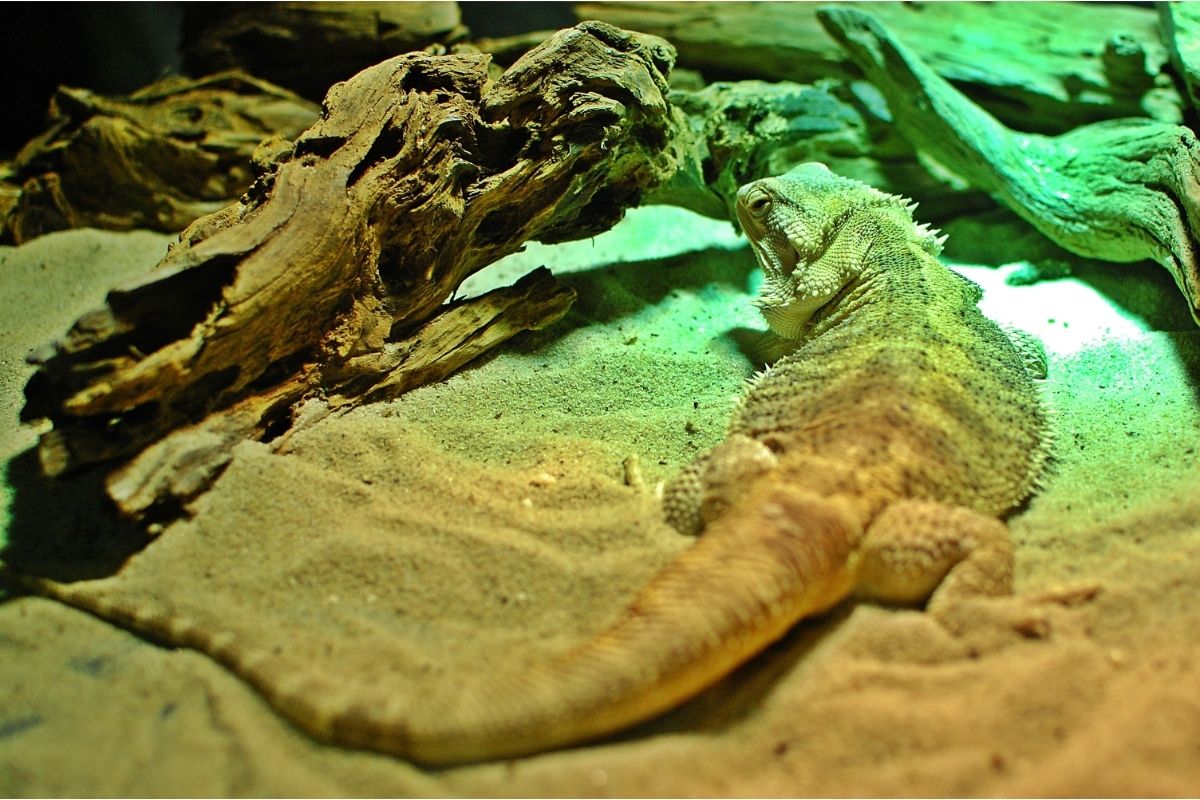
left=1028, top=581, right=1103, bottom=607
left=929, top=581, right=1102, bottom=649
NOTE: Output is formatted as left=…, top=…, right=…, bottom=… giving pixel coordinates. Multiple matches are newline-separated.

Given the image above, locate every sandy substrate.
left=1, top=207, right=1199, bottom=797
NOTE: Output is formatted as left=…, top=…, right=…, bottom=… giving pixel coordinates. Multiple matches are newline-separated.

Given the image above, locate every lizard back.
left=731, top=237, right=1049, bottom=519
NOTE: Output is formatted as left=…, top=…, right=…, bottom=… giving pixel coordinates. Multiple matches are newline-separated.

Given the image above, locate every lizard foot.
left=846, top=497, right=1097, bottom=646
left=927, top=582, right=1102, bottom=651
left=851, top=499, right=1103, bottom=644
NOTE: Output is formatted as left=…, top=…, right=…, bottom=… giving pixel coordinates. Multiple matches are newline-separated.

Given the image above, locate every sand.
left=1, top=206, right=1199, bottom=797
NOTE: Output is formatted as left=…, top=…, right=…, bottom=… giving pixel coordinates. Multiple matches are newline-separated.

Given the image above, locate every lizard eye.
left=747, top=194, right=772, bottom=216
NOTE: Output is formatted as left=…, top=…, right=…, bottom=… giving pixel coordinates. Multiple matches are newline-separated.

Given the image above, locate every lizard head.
left=737, top=162, right=941, bottom=338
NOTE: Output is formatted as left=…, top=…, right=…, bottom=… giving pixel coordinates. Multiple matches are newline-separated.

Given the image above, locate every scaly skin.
left=11, top=164, right=1049, bottom=766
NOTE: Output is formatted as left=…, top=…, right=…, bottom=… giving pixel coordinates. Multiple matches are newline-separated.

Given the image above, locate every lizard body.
left=15, top=164, right=1049, bottom=765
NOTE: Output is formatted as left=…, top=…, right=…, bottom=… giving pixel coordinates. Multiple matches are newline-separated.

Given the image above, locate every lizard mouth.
left=744, top=226, right=841, bottom=338
left=746, top=234, right=812, bottom=313
left=746, top=235, right=801, bottom=283
left=735, top=185, right=835, bottom=337
left=749, top=243, right=818, bottom=339
left=737, top=211, right=802, bottom=293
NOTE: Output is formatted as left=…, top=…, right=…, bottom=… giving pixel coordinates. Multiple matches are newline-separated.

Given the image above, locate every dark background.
left=1, top=1, right=575, bottom=155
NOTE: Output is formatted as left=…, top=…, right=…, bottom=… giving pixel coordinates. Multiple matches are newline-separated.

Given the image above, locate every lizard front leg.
left=662, top=434, right=779, bottom=535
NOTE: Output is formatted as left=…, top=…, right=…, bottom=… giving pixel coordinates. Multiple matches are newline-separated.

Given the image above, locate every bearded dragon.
left=11, top=164, right=1049, bottom=766
left=346, top=163, right=1047, bottom=763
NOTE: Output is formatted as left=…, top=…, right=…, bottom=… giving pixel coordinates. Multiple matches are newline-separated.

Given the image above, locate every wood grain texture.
left=22, top=22, right=678, bottom=513
left=182, top=1, right=468, bottom=101
left=819, top=7, right=1200, bottom=326
left=0, top=72, right=320, bottom=244
left=577, top=1, right=1182, bottom=133
left=1161, top=3, right=1200, bottom=116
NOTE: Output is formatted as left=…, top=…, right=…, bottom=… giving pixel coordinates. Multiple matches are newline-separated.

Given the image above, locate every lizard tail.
left=347, top=482, right=863, bottom=765
left=1, top=484, right=861, bottom=766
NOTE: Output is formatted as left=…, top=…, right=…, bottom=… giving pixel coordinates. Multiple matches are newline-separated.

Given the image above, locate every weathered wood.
left=182, top=2, right=468, bottom=101
left=323, top=267, right=575, bottom=409
left=650, top=78, right=993, bottom=222
left=0, top=72, right=320, bottom=244
left=0, top=164, right=19, bottom=230
left=1160, top=3, right=1200, bottom=116
left=819, top=7, right=1200, bottom=325
left=106, top=267, right=574, bottom=517
left=576, top=1, right=1183, bottom=134
left=23, top=23, right=680, bottom=515
left=471, top=30, right=557, bottom=68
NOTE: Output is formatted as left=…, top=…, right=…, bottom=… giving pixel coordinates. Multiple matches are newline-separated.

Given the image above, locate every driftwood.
left=818, top=7, right=1200, bottom=326
left=576, top=1, right=1183, bottom=134
left=182, top=2, right=468, bottom=102
left=471, top=30, right=558, bottom=69
left=104, top=268, right=574, bottom=517
left=649, top=78, right=993, bottom=223
left=1, top=72, right=319, bottom=244
left=23, top=22, right=680, bottom=515
left=1161, top=3, right=1200, bottom=116
left=0, top=165, right=18, bottom=233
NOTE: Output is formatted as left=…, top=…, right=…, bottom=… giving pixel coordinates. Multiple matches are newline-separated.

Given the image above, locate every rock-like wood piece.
left=1160, top=3, right=1200, bottom=116
left=1, top=73, right=320, bottom=244
left=649, top=78, right=993, bottom=222
left=106, top=267, right=574, bottom=517
left=577, top=1, right=1182, bottom=134
left=183, top=2, right=468, bottom=101
left=3, top=29, right=582, bottom=508
left=23, top=23, right=679, bottom=513
left=819, top=7, right=1200, bottom=326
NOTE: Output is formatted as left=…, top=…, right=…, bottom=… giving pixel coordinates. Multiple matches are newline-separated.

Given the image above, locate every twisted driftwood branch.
left=104, top=267, right=573, bottom=516
left=646, top=78, right=991, bottom=223
left=818, top=7, right=1200, bottom=325
left=22, top=22, right=680, bottom=515
left=578, top=1, right=1182, bottom=134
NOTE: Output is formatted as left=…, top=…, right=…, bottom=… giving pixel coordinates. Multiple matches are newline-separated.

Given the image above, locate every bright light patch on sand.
left=457, top=206, right=743, bottom=297
left=461, top=205, right=1172, bottom=366
left=952, top=262, right=1153, bottom=357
